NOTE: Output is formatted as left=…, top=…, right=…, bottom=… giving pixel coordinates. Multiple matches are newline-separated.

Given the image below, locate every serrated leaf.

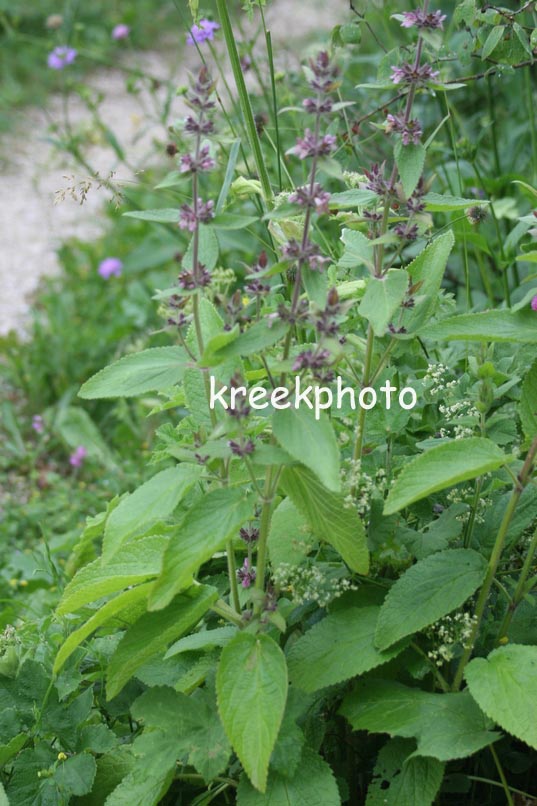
left=465, top=644, right=537, bottom=750
left=340, top=680, right=498, bottom=760
left=165, top=626, right=237, bottom=658
left=375, top=549, right=487, bottom=650
left=123, top=208, right=179, bottom=223
left=236, top=748, right=340, bottom=805
left=288, top=606, right=407, bottom=692
left=57, top=535, right=167, bottom=614
left=268, top=498, right=316, bottom=568
left=272, top=407, right=340, bottom=492
left=520, top=360, right=537, bottom=440
left=281, top=466, right=369, bottom=574
left=329, top=189, right=378, bottom=208
left=402, top=230, right=455, bottom=333
left=482, top=25, right=505, bottom=59
left=210, top=319, right=288, bottom=363
left=366, top=738, right=444, bottom=806
left=338, top=228, right=374, bottom=270
left=79, top=347, right=188, bottom=399
left=395, top=142, right=426, bottom=198
left=423, top=193, right=489, bottom=211
left=107, top=584, right=218, bottom=699
left=103, top=465, right=201, bottom=561
left=384, top=438, right=507, bottom=515
left=422, top=309, right=537, bottom=343
left=217, top=633, right=287, bottom=793
left=183, top=226, right=220, bottom=271
left=359, top=270, right=409, bottom=336
left=212, top=213, right=258, bottom=230
left=149, top=488, right=254, bottom=610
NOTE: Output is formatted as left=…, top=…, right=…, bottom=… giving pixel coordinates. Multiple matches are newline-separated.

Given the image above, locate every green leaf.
left=375, top=549, right=487, bottom=650
left=211, top=319, right=289, bottom=363
left=165, top=626, right=237, bottom=658
left=107, top=584, right=218, bottom=698
left=465, top=644, right=537, bottom=750
left=329, top=189, right=378, bottom=208
left=288, top=606, right=407, bottom=692
left=57, top=535, right=166, bottom=614
left=520, top=360, right=537, bottom=441
left=281, top=466, right=369, bottom=574
left=272, top=407, right=340, bottom=493
left=54, top=583, right=151, bottom=674
left=79, top=347, right=188, bottom=399
left=395, top=142, right=426, bottom=198
left=123, top=208, right=179, bottom=223
left=423, top=193, right=489, bottom=211
left=236, top=748, right=341, bottom=805
left=366, top=738, right=444, bottom=806
left=0, top=783, right=8, bottom=806
left=402, top=231, right=455, bottom=333
left=55, top=406, right=115, bottom=467
left=149, top=488, right=254, bottom=610
left=482, top=25, right=505, bottom=59
left=359, top=270, right=409, bottom=336
left=103, top=465, right=201, bottom=561
left=384, top=438, right=507, bottom=515
left=268, top=498, right=316, bottom=567
left=217, top=633, right=288, bottom=793
left=338, top=228, right=374, bottom=270
left=55, top=753, right=97, bottom=798
left=183, top=226, right=220, bottom=271
left=340, top=680, right=498, bottom=761
left=422, top=309, right=537, bottom=343
left=212, top=213, right=258, bottom=230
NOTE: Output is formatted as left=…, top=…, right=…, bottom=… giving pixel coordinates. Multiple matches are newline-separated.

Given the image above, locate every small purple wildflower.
left=240, top=526, right=259, bottom=544
left=364, top=162, right=390, bottom=195
left=179, top=199, right=214, bottom=231
left=292, top=349, right=331, bottom=372
left=386, top=113, right=423, bottom=146
left=401, top=9, right=447, bottom=30
left=282, top=239, right=329, bottom=271
left=186, top=19, right=220, bottom=45
left=391, top=63, right=439, bottom=86
left=47, top=46, right=77, bottom=70
left=531, top=295, right=537, bottom=312
left=98, top=257, right=123, bottom=279
left=292, top=130, right=337, bottom=159
left=112, top=23, right=130, bottom=40
left=393, top=222, right=419, bottom=241
left=237, top=558, right=256, bottom=589
left=69, top=446, right=87, bottom=468
left=289, top=183, right=331, bottom=214
left=228, top=439, right=255, bottom=458
left=179, top=144, right=216, bottom=174
left=32, top=415, right=44, bottom=434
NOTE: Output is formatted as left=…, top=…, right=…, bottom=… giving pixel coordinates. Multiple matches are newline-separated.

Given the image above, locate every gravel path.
left=0, top=2, right=337, bottom=336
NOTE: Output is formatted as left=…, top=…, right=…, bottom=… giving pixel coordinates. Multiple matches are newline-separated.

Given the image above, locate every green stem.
left=452, top=436, right=537, bottom=690
left=226, top=542, right=241, bottom=613
left=489, top=743, right=514, bottom=806
left=253, top=467, right=276, bottom=615
left=216, top=0, right=273, bottom=207
left=352, top=323, right=375, bottom=464
left=211, top=599, right=243, bottom=627
left=497, top=524, right=537, bottom=643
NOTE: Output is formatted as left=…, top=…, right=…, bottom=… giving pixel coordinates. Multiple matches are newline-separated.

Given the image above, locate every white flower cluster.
left=273, top=563, right=357, bottom=607
left=446, top=485, right=488, bottom=524
left=423, top=363, right=457, bottom=397
left=340, top=460, right=387, bottom=517
left=426, top=610, right=477, bottom=667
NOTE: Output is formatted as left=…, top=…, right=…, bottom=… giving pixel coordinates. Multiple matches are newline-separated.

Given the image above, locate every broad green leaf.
left=54, top=583, right=151, bottom=674
left=123, top=208, right=178, bottom=223
left=149, top=488, right=254, bottom=610
left=272, top=407, right=340, bottom=492
left=103, top=465, right=201, bottom=561
left=520, top=360, right=537, bottom=440
left=288, top=606, right=407, bottom=692
left=423, top=193, right=489, bottom=212
left=329, top=189, right=378, bottom=208
left=384, top=438, right=507, bottom=515
left=236, top=748, right=340, bottom=805
left=216, top=139, right=241, bottom=213
left=79, top=347, right=188, bottom=399
left=375, top=549, right=487, bottom=650
left=395, top=142, right=426, bottom=198
left=338, top=228, right=374, bottom=271
left=200, top=325, right=240, bottom=366
left=359, top=270, right=409, bottom=336
left=73, top=746, right=135, bottom=805
left=340, top=680, right=498, bottom=761
left=0, top=733, right=26, bottom=767
left=268, top=498, right=316, bottom=567
left=281, top=466, right=369, bottom=574
left=422, top=309, right=537, bottom=343
left=402, top=230, right=455, bottom=333
left=104, top=743, right=174, bottom=806
left=482, top=25, right=504, bottom=59
left=217, top=633, right=287, bottom=793
left=465, top=644, right=537, bottom=750
left=212, top=213, right=258, bottom=230
left=165, top=626, right=237, bottom=658
left=211, top=319, right=289, bottom=363
left=366, top=738, right=444, bottom=806
left=55, top=406, right=114, bottom=467
left=183, top=225, right=220, bottom=271
left=107, top=584, right=218, bottom=698
left=0, top=783, right=7, bottom=806
left=57, top=535, right=167, bottom=614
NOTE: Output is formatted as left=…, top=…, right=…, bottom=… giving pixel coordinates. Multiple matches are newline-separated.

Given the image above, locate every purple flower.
left=179, top=145, right=216, bottom=174
left=292, top=349, right=331, bottom=372
left=302, top=97, right=334, bottom=115
left=237, top=558, right=256, bottom=589
left=401, top=9, right=447, bottom=30
left=186, top=19, right=220, bottom=45
left=386, top=113, right=423, bottom=146
left=292, top=130, right=337, bottom=159
left=289, top=182, right=331, bottom=214
left=179, top=199, right=214, bottom=232
left=69, top=446, right=87, bottom=468
left=393, top=222, right=419, bottom=241
left=240, top=526, right=259, bottom=544
left=531, top=295, right=537, bottom=312
left=47, top=46, right=77, bottom=70
left=112, top=23, right=130, bottom=40
left=228, top=439, right=255, bottom=458
left=282, top=238, right=329, bottom=272
left=364, top=162, right=390, bottom=195
left=32, top=415, right=44, bottom=434
left=98, top=257, right=123, bottom=279
left=391, top=62, right=439, bottom=86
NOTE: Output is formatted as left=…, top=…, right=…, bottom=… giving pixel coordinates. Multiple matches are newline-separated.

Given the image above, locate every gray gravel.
left=0, top=1, right=338, bottom=337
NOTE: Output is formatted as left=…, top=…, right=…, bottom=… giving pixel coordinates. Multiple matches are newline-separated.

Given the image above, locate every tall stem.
left=497, top=524, right=537, bottom=643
